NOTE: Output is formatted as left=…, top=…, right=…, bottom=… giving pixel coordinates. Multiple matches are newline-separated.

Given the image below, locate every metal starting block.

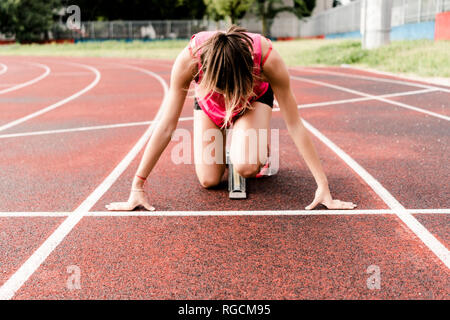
left=226, top=152, right=247, bottom=199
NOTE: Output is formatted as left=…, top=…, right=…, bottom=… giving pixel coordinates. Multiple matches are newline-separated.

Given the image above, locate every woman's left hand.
left=306, top=186, right=357, bottom=210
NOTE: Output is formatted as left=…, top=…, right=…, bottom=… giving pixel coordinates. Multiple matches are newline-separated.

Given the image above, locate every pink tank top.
left=189, top=31, right=272, bottom=127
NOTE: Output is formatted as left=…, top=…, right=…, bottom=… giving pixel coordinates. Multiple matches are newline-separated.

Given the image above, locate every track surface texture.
left=0, top=56, right=448, bottom=299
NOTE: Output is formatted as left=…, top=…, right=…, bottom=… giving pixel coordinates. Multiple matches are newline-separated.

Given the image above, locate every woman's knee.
left=196, top=170, right=223, bottom=188
left=233, top=163, right=260, bottom=178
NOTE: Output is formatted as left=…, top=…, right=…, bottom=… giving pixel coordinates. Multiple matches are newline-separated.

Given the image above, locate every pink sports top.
left=189, top=31, right=273, bottom=127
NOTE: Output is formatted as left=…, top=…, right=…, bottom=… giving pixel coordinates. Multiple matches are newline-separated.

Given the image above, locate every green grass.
left=1, top=38, right=449, bottom=78
left=274, top=38, right=450, bottom=78
left=0, top=40, right=188, bottom=60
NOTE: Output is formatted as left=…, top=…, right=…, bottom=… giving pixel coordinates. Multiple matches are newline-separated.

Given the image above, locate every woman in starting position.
left=106, top=26, right=357, bottom=211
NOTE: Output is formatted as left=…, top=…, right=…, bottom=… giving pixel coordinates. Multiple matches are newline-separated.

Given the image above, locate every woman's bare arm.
left=263, top=47, right=356, bottom=210
left=132, top=47, right=195, bottom=188
left=106, top=47, right=195, bottom=211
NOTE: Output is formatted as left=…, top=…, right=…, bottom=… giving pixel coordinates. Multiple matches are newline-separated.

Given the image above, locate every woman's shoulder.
left=260, top=35, right=272, bottom=66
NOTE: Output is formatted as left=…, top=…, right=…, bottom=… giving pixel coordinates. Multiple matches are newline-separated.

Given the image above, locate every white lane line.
left=0, top=212, right=69, bottom=217
left=0, top=63, right=7, bottom=76
left=0, top=87, right=433, bottom=139
left=0, top=63, right=50, bottom=95
left=273, top=88, right=438, bottom=111
left=408, top=209, right=450, bottom=214
left=1, top=209, right=448, bottom=217
left=0, top=209, right=394, bottom=217
left=0, top=63, right=101, bottom=133
left=340, top=65, right=450, bottom=93
left=292, top=66, right=450, bottom=94
left=0, top=63, right=168, bottom=300
left=51, top=71, right=94, bottom=76
left=291, top=75, right=450, bottom=121
left=0, top=117, right=194, bottom=139
left=302, top=119, right=450, bottom=269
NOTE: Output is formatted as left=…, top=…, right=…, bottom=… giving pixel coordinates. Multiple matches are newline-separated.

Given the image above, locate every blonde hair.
left=193, top=25, right=256, bottom=127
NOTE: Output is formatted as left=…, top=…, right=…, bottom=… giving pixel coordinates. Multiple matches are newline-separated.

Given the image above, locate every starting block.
left=226, top=152, right=247, bottom=199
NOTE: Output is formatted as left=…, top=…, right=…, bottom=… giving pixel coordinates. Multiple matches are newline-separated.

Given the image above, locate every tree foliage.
left=0, top=0, right=62, bottom=42
left=204, top=0, right=254, bottom=24
left=252, top=0, right=316, bottom=37
left=64, top=0, right=206, bottom=21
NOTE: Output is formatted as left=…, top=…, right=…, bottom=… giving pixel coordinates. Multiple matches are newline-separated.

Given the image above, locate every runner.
left=106, top=25, right=357, bottom=211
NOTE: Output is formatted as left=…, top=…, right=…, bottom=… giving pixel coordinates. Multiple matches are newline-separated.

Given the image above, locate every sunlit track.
left=0, top=63, right=168, bottom=300
left=0, top=62, right=100, bottom=133
left=291, top=66, right=450, bottom=94
left=0, top=58, right=448, bottom=300
left=0, top=62, right=51, bottom=95
left=0, top=63, right=7, bottom=76
left=291, top=75, right=450, bottom=121
left=303, top=119, right=450, bottom=269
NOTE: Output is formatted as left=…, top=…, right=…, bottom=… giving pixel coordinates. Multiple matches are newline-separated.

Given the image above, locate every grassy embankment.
left=1, top=38, right=449, bottom=78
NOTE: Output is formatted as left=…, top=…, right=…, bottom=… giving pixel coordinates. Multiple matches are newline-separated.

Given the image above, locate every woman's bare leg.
left=193, top=109, right=226, bottom=188
left=230, top=102, right=272, bottom=178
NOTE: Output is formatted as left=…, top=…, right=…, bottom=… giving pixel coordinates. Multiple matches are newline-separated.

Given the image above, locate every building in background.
left=312, top=0, right=334, bottom=15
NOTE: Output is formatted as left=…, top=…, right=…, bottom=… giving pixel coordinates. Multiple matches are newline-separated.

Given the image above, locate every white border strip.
left=291, top=75, right=450, bottom=121
left=1, top=209, right=449, bottom=217
left=0, top=209, right=393, bottom=217
left=303, top=119, right=450, bottom=269
left=0, top=63, right=50, bottom=95
left=0, top=63, right=168, bottom=300
left=408, top=209, right=450, bottom=214
left=0, top=63, right=101, bottom=133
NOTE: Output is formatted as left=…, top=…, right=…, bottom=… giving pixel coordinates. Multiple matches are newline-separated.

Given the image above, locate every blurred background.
left=1, top=0, right=449, bottom=78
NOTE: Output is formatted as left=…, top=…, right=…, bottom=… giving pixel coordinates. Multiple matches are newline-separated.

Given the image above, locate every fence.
left=51, top=0, right=450, bottom=40
left=52, top=18, right=299, bottom=40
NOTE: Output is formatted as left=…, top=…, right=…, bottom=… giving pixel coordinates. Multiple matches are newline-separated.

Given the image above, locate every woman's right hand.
left=105, top=189, right=155, bottom=211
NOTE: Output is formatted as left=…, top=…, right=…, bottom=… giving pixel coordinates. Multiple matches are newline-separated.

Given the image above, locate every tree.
left=64, top=0, right=206, bottom=20
left=252, top=0, right=316, bottom=37
left=0, top=0, right=62, bottom=42
left=204, top=0, right=254, bottom=24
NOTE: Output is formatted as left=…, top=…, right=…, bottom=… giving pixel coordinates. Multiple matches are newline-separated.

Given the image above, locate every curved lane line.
left=0, top=63, right=8, bottom=76
left=0, top=63, right=51, bottom=95
left=291, top=66, right=450, bottom=94
left=0, top=117, right=194, bottom=139
left=0, top=88, right=435, bottom=139
left=0, top=62, right=101, bottom=133
left=291, top=75, right=450, bottom=121
left=0, top=63, right=168, bottom=300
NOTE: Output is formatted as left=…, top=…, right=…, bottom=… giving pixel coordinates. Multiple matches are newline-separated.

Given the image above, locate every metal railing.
left=52, top=20, right=215, bottom=40
left=51, top=17, right=301, bottom=40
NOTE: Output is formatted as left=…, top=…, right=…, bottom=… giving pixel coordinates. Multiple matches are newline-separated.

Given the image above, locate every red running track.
left=0, top=56, right=448, bottom=299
